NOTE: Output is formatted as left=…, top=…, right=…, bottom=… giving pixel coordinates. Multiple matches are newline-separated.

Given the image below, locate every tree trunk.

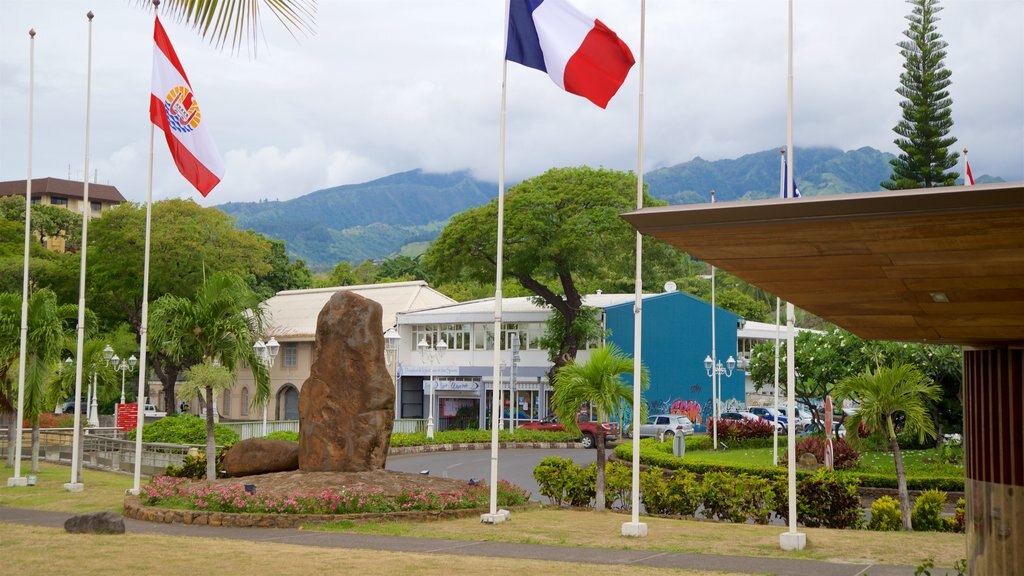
left=30, top=417, right=40, bottom=474
left=205, top=385, right=216, bottom=480
left=152, top=355, right=181, bottom=415
left=595, top=425, right=606, bottom=512
left=4, top=412, right=14, bottom=468
left=889, top=417, right=913, bottom=531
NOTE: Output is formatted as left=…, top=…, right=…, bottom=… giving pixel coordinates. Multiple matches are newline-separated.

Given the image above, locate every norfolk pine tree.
left=882, top=0, right=960, bottom=190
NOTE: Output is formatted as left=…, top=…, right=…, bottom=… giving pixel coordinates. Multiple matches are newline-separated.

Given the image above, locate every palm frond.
left=143, top=0, right=317, bottom=54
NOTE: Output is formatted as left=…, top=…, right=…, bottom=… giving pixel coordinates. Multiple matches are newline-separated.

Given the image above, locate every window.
left=241, top=388, right=249, bottom=416
left=50, top=196, right=68, bottom=206
left=222, top=389, right=231, bottom=416
left=90, top=201, right=102, bottom=213
left=283, top=342, right=297, bottom=368
left=411, top=324, right=472, bottom=351
left=30, top=197, right=41, bottom=204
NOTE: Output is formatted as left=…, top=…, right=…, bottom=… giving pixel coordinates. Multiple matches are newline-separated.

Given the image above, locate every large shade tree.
left=833, top=364, right=940, bottom=531
left=882, top=0, right=960, bottom=189
left=149, top=272, right=270, bottom=479
left=423, top=166, right=686, bottom=377
left=552, top=344, right=647, bottom=512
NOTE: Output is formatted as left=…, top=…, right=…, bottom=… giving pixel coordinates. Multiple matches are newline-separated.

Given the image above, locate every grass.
left=315, top=508, right=966, bottom=568
left=0, top=524, right=737, bottom=576
left=1, top=462, right=135, bottom=513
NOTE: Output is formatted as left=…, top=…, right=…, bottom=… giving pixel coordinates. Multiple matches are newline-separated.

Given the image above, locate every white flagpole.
left=8, top=29, right=37, bottom=488
left=623, top=0, right=647, bottom=538
left=482, top=0, right=510, bottom=525
left=65, top=11, right=95, bottom=492
left=131, top=122, right=156, bottom=495
left=780, top=0, right=806, bottom=550
left=773, top=148, right=784, bottom=467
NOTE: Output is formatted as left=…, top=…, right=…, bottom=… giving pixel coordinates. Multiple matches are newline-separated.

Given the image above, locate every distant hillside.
left=221, top=148, right=1002, bottom=270
left=219, top=170, right=495, bottom=270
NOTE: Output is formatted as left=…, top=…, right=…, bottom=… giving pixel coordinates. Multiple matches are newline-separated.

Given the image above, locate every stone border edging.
left=123, top=496, right=530, bottom=529
left=388, top=441, right=582, bottom=455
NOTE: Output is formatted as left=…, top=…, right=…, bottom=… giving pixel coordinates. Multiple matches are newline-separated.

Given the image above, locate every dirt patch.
left=198, top=469, right=475, bottom=496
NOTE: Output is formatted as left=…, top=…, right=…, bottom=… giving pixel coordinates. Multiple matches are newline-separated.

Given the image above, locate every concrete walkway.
left=0, top=506, right=927, bottom=576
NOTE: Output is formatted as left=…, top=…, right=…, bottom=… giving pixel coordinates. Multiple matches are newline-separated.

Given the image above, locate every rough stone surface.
left=222, top=438, right=299, bottom=477
left=299, top=291, right=395, bottom=471
left=64, top=511, right=126, bottom=534
left=797, top=452, right=820, bottom=469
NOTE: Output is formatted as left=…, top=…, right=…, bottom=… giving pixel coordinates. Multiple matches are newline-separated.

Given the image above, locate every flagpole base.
left=779, top=531, right=806, bottom=551
left=63, top=482, right=85, bottom=492
left=621, top=521, right=648, bottom=537
left=7, top=477, right=28, bottom=487
left=480, top=510, right=510, bottom=524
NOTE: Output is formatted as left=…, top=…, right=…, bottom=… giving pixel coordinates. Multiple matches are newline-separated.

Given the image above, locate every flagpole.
left=622, top=0, right=647, bottom=538
left=131, top=122, right=156, bottom=495
left=773, top=148, right=784, bottom=467
left=780, top=0, right=806, bottom=550
left=8, top=29, right=37, bottom=489
left=66, top=11, right=95, bottom=493
left=482, top=0, right=510, bottom=525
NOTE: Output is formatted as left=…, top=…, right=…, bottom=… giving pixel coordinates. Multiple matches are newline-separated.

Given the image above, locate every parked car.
left=779, top=403, right=814, bottom=428
left=144, top=404, right=167, bottom=418
left=800, top=420, right=846, bottom=438
left=748, top=406, right=800, bottom=431
left=637, top=414, right=694, bottom=441
left=56, top=398, right=89, bottom=415
left=518, top=413, right=618, bottom=449
left=719, top=410, right=782, bottom=431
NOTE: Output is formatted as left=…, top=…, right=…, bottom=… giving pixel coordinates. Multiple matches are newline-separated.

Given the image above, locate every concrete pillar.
left=963, top=347, right=1022, bottom=575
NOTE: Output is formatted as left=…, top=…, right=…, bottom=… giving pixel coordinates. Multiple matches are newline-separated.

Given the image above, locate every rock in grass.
left=64, top=511, right=125, bottom=534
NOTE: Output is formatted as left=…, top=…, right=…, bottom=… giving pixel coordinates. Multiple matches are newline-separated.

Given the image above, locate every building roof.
left=0, top=177, right=127, bottom=203
left=397, top=292, right=663, bottom=325
left=739, top=320, right=823, bottom=341
left=622, top=182, right=1024, bottom=346
left=262, top=281, right=456, bottom=340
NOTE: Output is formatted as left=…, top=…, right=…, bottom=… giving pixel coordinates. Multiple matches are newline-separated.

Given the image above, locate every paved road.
left=386, top=447, right=596, bottom=501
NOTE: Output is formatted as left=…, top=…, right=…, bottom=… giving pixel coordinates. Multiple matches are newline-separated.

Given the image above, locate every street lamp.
left=253, top=337, right=280, bottom=437
left=417, top=335, right=447, bottom=439
left=384, top=328, right=401, bottom=416
left=704, top=354, right=736, bottom=450
left=111, top=353, right=138, bottom=405
left=86, top=344, right=116, bottom=427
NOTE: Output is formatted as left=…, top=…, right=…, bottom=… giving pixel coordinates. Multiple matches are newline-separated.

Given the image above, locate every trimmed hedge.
left=389, top=428, right=578, bottom=446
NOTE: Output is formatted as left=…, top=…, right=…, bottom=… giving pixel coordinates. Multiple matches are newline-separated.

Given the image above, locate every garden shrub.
left=640, top=468, right=702, bottom=517
left=639, top=468, right=670, bottom=515
left=533, top=456, right=576, bottom=507
left=794, top=469, right=862, bottom=529
left=604, top=461, right=632, bottom=510
left=165, top=450, right=227, bottom=479
left=266, top=430, right=299, bottom=442
left=24, top=413, right=75, bottom=428
left=911, top=489, right=947, bottom=532
left=938, top=442, right=963, bottom=465
left=783, top=436, right=861, bottom=470
left=701, top=471, right=748, bottom=523
left=390, top=429, right=578, bottom=447
left=566, top=464, right=596, bottom=508
left=868, top=495, right=902, bottom=531
left=953, top=497, right=966, bottom=533
left=681, top=434, right=712, bottom=451
left=129, top=414, right=240, bottom=447
left=711, top=418, right=775, bottom=443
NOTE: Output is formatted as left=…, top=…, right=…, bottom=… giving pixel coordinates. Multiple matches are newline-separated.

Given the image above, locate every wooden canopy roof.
left=622, top=182, right=1024, bottom=347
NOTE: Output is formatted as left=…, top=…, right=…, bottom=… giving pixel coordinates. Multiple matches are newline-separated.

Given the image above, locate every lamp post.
left=384, top=328, right=401, bottom=416
left=253, top=337, right=280, bottom=437
left=704, top=354, right=736, bottom=450
left=112, top=353, right=138, bottom=405
left=417, top=335, right=447, bottom=439
left=87, top=344, right=116, bottom=427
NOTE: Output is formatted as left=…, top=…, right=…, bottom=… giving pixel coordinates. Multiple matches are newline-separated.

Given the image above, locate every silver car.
left=639, top=414, right=694, bottom=440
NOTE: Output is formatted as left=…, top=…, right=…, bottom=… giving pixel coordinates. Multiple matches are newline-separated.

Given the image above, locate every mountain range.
left=218, top=147, right=1000, bottom=271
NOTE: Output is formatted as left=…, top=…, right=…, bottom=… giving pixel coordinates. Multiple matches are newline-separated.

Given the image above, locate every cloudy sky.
left=1, top=0, right=1022, bottom=207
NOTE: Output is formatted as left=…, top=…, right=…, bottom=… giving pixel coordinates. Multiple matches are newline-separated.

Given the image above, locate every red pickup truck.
left=518, top=413, right=619, bottom=449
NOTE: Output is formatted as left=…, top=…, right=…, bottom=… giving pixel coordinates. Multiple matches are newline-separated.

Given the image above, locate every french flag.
left=506, top=0, right=635, bottom=109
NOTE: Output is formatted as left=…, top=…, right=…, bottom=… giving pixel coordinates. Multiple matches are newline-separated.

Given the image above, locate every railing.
left=0, top=428, right=219, bottom=476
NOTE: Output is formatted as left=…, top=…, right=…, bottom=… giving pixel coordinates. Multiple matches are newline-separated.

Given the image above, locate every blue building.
left=604, top=291, right=743, bottom=431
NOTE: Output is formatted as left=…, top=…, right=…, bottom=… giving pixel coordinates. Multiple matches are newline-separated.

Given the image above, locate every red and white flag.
left=150, top=17, right=224, bottom=196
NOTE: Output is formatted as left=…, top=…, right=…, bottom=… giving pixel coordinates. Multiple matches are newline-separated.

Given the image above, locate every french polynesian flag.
left=506, top=0, right=635, bottom=109
left=150, top=17, right=224, bottom=196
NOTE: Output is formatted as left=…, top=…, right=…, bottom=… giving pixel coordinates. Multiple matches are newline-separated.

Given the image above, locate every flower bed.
left=141, top=475, right=529, bottom=515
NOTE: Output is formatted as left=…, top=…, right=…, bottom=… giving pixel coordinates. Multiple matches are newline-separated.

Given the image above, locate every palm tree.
left=552, top=344, right=648, bottom=512
left=834, top=363, right=940, bottom=531
left=0, top=290, right=73, bottom=471
left=149, top=272, right=269, bottom=480
left=141, top=0, right=316, bottom=52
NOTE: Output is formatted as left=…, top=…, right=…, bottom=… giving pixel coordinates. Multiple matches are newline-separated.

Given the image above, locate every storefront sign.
left=422, top=380, right=480, bottom=392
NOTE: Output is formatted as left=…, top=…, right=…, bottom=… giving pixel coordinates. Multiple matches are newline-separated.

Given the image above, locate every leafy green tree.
left=882, top=0, right=959, bottom=189
left=424, top=166, right=684, bottom=375
left=551, top=344, right=648, bottom=512
left=0, top=195, right=83, bottom=251
left=250, top=239, right=313, bottom=299
left=0, top=290, right=74, bottom=470
left=376, top=255, right=429, bottom=283
left=148, top=272, right=269, bottom=480
left=834, top=364, right=940, bottom=530
left=322, top=261, right=358, bottom=287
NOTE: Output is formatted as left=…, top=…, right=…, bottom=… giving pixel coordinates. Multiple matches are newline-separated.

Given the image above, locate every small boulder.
left=64, top=511, right=125, bottom=534
left=797, top=452, right=820, bottom=469
left=221, top=438, right=299, bottom=477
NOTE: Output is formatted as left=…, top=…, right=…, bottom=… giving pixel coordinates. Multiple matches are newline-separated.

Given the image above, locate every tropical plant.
left=834, top=363, right=941, bottom=530
left=148, top=272, right=269, bottom=480
left=139, top=0, right=316, bottom=53
left=551, top=344, right=648, bottom=512
left=882, top=0, right=959, bottom=189
left=869, top=495, right=903, bottom=531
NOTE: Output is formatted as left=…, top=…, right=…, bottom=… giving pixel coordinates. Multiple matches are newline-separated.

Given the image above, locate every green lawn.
left=0, top=462, right=134, bottom=513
